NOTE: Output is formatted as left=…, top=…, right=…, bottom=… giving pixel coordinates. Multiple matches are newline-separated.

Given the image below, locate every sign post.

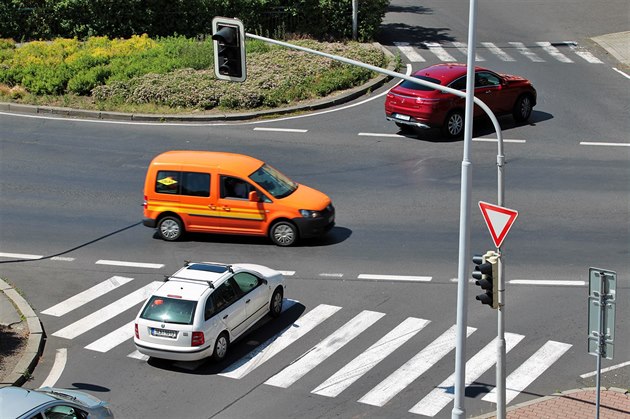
left=478, top=201, right=518, bottom=419
left=588, top=268, right=616, bottom=419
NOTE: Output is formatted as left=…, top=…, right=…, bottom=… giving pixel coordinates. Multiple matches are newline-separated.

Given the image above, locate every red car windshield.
left=399, top=75, right=441, bottom=91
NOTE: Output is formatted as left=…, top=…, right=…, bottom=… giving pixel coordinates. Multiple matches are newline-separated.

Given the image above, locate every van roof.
left=151, top=151, right=264, bottom=174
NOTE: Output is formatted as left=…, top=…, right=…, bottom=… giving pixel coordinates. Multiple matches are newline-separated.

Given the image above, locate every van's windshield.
left=249, top=164, right=298, bottom=199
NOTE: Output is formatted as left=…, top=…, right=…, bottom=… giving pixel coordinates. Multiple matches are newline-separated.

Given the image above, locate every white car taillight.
left=191, top=331, right=205, bottom=346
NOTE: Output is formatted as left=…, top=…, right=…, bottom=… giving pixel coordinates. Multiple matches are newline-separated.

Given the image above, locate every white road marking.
left=452, top=42, right=485, bottom=61
left=253, top=127, right=308, bottom=133
left=580, top=361, right=630, bottom=378
left=85, top=320, right=135, bottom=352
left=278, top=270, right=295, bottom=276
left=509, top=279, right=585, bottom=286
left=357, top=274, right=432, bottom=282
left=613, top=67, right=630, bottom=79
left=423, top=42, right=455, bottom=61
left=564, top=41, right=603, bottom=63
left=481, top=42, right=515, bottom=62
left=95, top=259, right=164, bottom=269
left=509, top=42, right=544, bottom=62
left=537, top=41, right=573, bottom=63
left=483, top=340, right=572, bottom=404
left=41, top=276, right=134, bottom=317
left=409, top=332, right=524, bottom=416
left=127, top=350, right=150, bottom=361
left=50, top=256, right=75, bottom=261
left=359, top=325, right=475, bottom=407
left=319, top=273, right=344, bottom=278
left=265, top=310, right=385, bottom=388
left=0, top=252, right=42, bottom=259
left=473, top=138, right=526, bottom=143
left=358, top=132, right=406, bottom=138
left=52, top=281, right=161, bottom=339
left=395, top=42, right=426, bottom=62
left=312, top=317, right=430, bottom=398
left=220, top=303, right=341, bottom=379
left=40, top=348, right=67, bottom=388
left=580, top=141, right=630, bottom=147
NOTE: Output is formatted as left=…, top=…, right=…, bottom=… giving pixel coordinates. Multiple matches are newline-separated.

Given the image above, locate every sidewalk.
left=0, top=278, right=44, bottom=387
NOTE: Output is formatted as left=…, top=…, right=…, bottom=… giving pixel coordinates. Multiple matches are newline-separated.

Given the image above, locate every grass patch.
left=0, top=36, right=390, bottom=114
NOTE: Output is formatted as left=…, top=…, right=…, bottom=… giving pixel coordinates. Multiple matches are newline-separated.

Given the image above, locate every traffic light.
left=472, top=251, right=499, bottom=309
left=212, top=17, right=246, bottom=82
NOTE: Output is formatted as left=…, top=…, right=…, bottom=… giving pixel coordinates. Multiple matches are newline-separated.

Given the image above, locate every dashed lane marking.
left=253, top=127, right=308, bottom=133
left=358, top=274, right=432, bottom=282
left=0, top=252, right=42, bottom=260
left=509, top=279, right=586, bottom=286
left=95, top=259, right=164, bottom=269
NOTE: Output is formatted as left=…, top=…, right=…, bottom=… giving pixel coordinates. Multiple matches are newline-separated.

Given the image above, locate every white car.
left=134, top=261, right=285, bottom=362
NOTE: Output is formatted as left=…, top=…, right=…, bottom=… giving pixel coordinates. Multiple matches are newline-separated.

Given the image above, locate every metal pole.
left=595, top=274, right=607, bottom=419
left=452, top=0, right=477, bottom=416
left=352, top=0, right=358, bottom=40
left=496, top=250, right=506, bottom=419
left=496, top=98, right=507, bottom=419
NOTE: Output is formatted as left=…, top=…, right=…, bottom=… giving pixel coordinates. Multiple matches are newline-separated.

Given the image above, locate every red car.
left=385, top=63, right=537, bottom=137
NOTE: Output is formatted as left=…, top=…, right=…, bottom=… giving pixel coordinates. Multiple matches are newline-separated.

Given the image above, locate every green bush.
left=0, top=0, right=390, bottom=42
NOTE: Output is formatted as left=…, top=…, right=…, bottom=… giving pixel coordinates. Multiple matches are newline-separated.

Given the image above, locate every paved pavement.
left=1, top=31, right=629, bottom=417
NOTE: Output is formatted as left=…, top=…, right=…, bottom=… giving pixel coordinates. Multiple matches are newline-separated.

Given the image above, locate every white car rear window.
left=140, top=296, right=197, bottom=325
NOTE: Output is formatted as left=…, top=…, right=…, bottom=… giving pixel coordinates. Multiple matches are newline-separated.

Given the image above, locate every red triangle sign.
left=478, top=201, right=519, bottom=248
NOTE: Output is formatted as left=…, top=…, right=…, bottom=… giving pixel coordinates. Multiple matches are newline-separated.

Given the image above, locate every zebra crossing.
left=41, top=275, right=572, bottom=417
left=394, top=41, right=603, bottom=64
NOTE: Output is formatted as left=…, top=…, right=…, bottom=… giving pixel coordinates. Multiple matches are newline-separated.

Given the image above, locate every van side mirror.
left=248, top=191, right=259, bottom=202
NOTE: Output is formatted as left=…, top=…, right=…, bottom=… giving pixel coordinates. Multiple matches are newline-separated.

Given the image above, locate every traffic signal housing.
left=472, top=251, right=499, bottom=309
left=212, top=17, right=246, bottom=82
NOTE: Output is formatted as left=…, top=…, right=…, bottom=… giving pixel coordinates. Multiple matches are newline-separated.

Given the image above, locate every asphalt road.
left=1, top=1, right=629, bottom=418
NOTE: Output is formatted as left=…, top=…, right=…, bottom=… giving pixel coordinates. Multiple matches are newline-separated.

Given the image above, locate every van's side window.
left=156, top=171, right=180, bottom=194
left=221, top=176, right=251, bottom=200
left=156, top=171, right=210, bottom=197
left=181, top=172, right=210, bottom=197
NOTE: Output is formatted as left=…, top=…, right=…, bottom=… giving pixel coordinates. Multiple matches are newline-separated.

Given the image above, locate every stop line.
left=41, top=276, right=573, bottom=417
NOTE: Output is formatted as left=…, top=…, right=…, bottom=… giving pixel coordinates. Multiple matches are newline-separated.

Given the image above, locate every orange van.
left=142, top=151, right=335, bottom=246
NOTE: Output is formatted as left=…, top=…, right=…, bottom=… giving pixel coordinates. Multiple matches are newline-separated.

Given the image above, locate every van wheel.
left=270, top=287, right=283, bottom=318
left=212, top=332, right=229, bottom=362
left=157, top=216, right=183, bottom=241
left=270, top=221, right=297, bottom=246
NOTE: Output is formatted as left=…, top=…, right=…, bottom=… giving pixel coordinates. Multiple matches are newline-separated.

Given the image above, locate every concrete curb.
left=472, top=387, right=630, bottom=418
left=0, top=43, right=397, bottom=122
left=0, top=278, right=44, bottom=387
left=591, top=31, right=630, bottom=67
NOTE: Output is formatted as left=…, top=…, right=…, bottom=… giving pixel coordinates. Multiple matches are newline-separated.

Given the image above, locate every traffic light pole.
left=242, top=31, right=506, bottom=418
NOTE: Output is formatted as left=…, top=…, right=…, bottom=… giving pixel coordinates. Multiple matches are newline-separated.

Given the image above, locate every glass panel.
left=140, top=296, right=197, bottom=325
left=156, top=171, right=180, bottom=194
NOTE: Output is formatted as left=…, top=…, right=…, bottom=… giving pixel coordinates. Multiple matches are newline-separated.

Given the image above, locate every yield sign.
left=478, top=201, right=519, bottom=248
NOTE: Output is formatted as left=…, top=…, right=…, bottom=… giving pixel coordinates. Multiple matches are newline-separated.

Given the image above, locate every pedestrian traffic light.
left=212, top=17, right=246, bottom=82
left=472, top=251, right=499, bottom=309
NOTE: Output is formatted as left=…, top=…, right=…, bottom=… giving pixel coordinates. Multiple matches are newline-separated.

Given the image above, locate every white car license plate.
left=151, top=328, right=177, bottom=339
left=394, top=114, right=411, bottom=121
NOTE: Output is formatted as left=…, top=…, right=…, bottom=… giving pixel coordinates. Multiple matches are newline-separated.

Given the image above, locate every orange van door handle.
left=209, top=204, right=216, bottom=210
left=223, top=206, right=231, bottom=211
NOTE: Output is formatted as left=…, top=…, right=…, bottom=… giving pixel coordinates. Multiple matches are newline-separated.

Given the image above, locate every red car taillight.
left=134, top=323, right=139, bottom=339
left=191, top=331, right=205, bottom=346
